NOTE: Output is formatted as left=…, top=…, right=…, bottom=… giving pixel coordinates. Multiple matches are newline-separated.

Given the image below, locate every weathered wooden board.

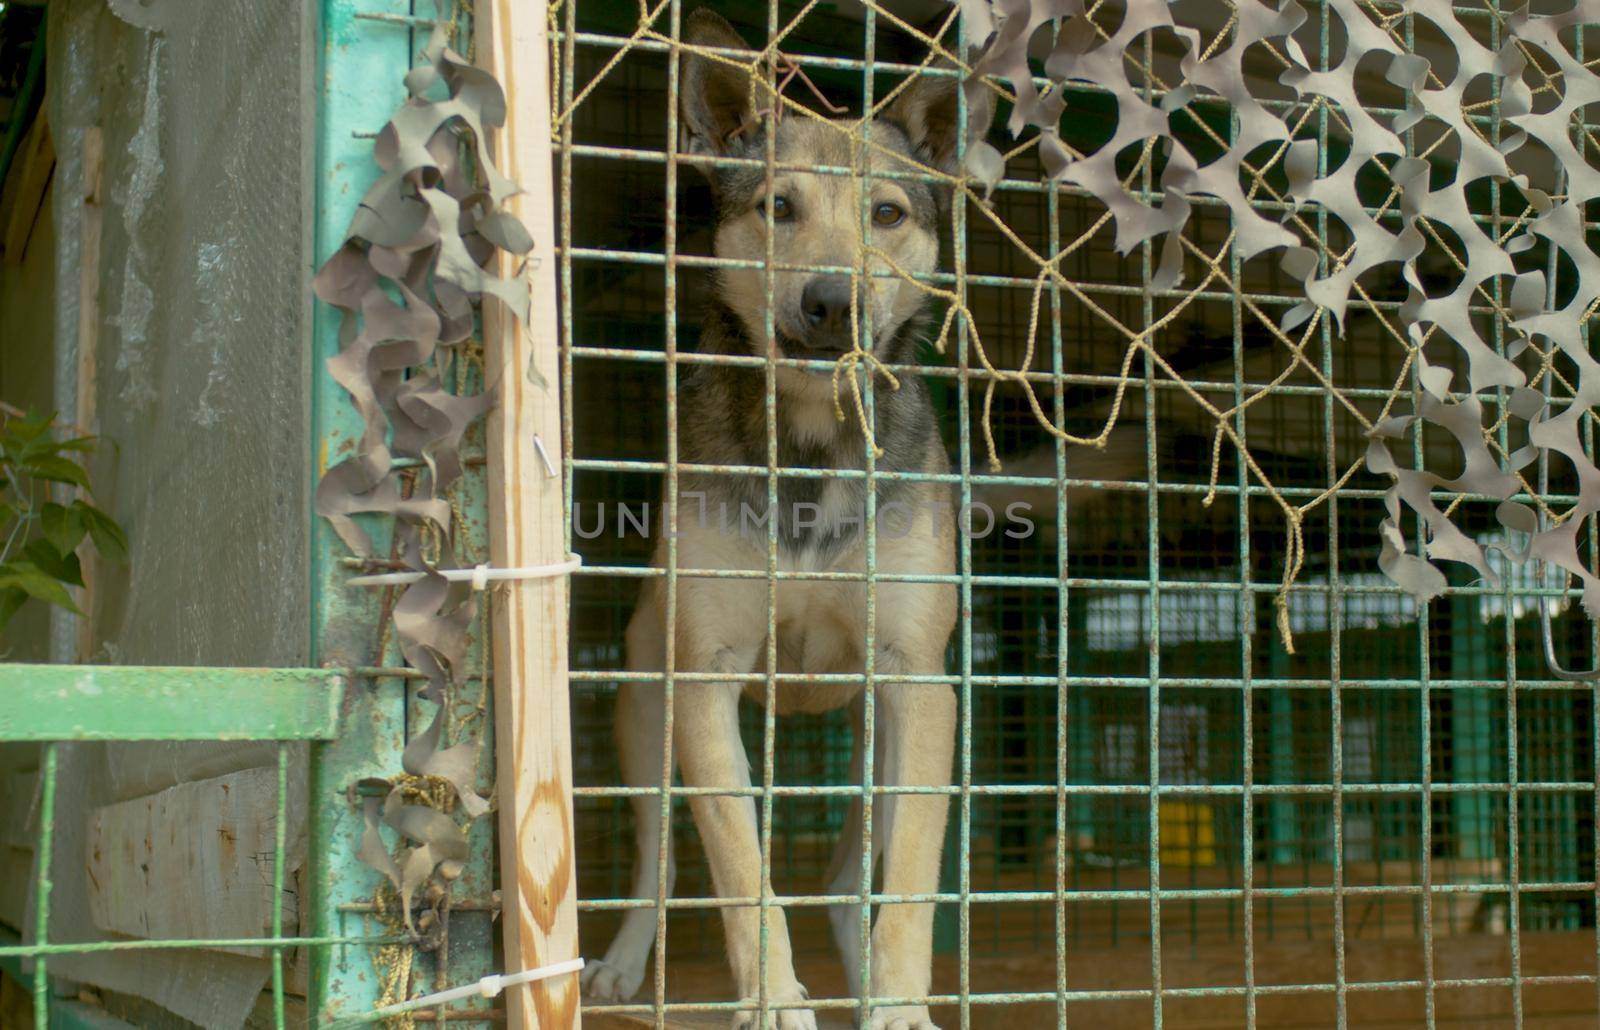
left=85, top=767, right=285, bottom=957
left=476, top=2, right=583, bottom=1028
left=74, top=125, right=103, bottom=659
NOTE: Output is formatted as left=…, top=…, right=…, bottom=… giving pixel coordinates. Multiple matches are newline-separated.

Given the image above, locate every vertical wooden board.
left=74, top=126, right=104, bottom=660
left=84, top=768, right=285, bottom=957
left=475, top=2, right=583, bottom=1028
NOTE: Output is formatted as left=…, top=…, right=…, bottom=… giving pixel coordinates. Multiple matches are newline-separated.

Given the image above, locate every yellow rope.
left=370, top=881, right=416, bottom=1030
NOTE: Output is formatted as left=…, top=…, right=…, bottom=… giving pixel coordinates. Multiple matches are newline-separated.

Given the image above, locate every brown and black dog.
left=583, top=11, right=990, bottom=1028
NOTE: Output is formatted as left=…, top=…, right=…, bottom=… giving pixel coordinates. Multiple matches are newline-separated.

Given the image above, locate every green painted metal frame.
left=0, top=665, right=342, bottom=742
left=305, top=2, right=415, bottom=1022
left=0, top=739, right=406, bottom=1030
left=307, top=1, right=499, bottom=1023
left=0, top=928, right=138, bottom=1030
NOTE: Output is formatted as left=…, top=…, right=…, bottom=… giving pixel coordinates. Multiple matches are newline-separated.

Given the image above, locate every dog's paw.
left=729, top=997, right=818, bottom=1029
left=581, top=957, right=645, bottom=1002
left=865, top=1006, right=939, bottom=1030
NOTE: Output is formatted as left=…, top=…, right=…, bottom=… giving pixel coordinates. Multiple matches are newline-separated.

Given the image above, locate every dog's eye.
left=872, top=202, right=906, bottom=228
left=764, top=195, right=794, bottom=222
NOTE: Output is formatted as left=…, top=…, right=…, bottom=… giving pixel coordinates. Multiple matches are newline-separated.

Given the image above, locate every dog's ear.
left=882, top=66, right=995, bottom=175
left=680, top=9, right=759, bottom=162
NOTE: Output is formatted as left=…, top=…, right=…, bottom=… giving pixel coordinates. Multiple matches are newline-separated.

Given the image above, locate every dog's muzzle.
left=795, top=275, right=859, bottom=356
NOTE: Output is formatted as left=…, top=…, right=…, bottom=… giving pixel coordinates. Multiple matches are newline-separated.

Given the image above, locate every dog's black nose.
left=801, top=276, right=853, bottom=332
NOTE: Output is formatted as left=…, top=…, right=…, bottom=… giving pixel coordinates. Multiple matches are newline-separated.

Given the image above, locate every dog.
left=581, top=11, right=991, bottom=1029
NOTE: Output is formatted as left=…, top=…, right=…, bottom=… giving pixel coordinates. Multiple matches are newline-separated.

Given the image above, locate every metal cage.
left=558, top=1, right=1600, bottom=1028
left=2, top=1, right=1598, bottom=1029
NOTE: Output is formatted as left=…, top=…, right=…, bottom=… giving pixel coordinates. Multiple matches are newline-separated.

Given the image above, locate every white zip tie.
left=347, top=554, right=582, bottom=589
left=342, top=957, right=584, bottom=1026
left=415, top=957, right=584, bottom=1008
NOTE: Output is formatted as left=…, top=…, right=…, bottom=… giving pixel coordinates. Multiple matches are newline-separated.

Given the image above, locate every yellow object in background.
left=1159, top=801, right=1217, bottom=867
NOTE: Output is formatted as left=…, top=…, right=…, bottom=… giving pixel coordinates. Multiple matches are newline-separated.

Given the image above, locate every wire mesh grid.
left=0, top=744, right=325, bottom=1027
left=2, top=0, right=1596, bottom=1027
left=558, top=1, right=1600, bottom=1028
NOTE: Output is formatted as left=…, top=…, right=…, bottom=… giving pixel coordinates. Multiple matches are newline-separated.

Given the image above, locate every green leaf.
left=22, top=539, right=83, bottom=588
left=0, top=587, right=26, bottom=629
left=0, top=562, right=81, bottom=614
left=1, top=410, right=52, bottom=445
left=23, top=455, right=90, bottom=489
left=18, top=434, right=97, bottom=462
left=78, top=503, right=128, bottom=563
left=40, top=502, right=87, bottom=555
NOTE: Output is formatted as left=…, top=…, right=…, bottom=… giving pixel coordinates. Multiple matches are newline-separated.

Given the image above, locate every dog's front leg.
left=863, top=646, right=955, bottom=1030
left=678, top=663, right=818, bottom=1030
left=584, top=590, right=675, bottom=1002
left=824, top=693, right=875, bottom=1000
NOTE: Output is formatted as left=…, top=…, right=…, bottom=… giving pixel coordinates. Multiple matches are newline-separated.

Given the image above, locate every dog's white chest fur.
left=792, top=479, right=858, bottom=564
left=785, top=392, right=838, bottom=449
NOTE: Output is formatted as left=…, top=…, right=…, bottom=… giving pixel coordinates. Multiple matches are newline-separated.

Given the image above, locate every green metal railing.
left=0, top=665, right=348, bottom=1029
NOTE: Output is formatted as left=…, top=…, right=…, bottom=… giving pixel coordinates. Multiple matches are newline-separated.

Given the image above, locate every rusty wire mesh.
left=555, top=1, right=1600, bottom=1027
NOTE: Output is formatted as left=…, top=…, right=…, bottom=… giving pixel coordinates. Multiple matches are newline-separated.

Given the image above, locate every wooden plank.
left=0, top=664, right=343, bottom=741
left=475, top=3, right=582, bottom=1029
left=2, top=112, right=53, bottom=265
left=74, top=126, right=104, bottom=660
left=85, top=768, right=283, bottom=957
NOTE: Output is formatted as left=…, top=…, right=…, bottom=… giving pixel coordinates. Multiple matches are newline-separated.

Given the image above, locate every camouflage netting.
left=315, top=4, right=521, bottom=940
left=954, top=0, right=1600, bottom=644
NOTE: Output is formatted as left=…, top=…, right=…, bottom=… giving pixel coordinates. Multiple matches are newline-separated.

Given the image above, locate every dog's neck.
left=698, top=299, right=928, bottom=461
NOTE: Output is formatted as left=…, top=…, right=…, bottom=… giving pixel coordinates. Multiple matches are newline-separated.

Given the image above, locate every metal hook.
left=1535, top=428, right=1599, bottom=680
left=1538, top=569, right=1596, bottom=680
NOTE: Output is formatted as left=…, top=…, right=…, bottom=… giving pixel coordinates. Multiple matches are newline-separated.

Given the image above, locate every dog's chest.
left=778, top=474, right=861, bottom=564
left=751, top=394, right=870, bottom=562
